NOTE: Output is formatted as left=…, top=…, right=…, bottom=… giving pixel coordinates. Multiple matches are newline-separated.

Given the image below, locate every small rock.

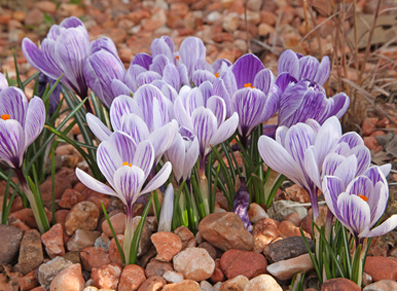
left=252, top=218, right=280, bottom=252
left=264, top=236, right=313, bottom=263
left=146, top=258, right=174, bottom=277
left=64, top=201, right=100, bottom=236
left=321, top=278, right=360, bottom=291
left=222, top=13, right=239, bottom=33
left=364, top=256, right=397, bottom=281
left=108, top=235, right=124, bottom=265
left=173, top=247, right=215, bottom=281
left=363, top=279, right=397, bottom=291
left=15, top=229, right=43, bottom=275
left=244, top=274, right=282, bottom=290
left=67, top=229, right=101, bottom=252
left=95, top=233, right=111, bottom=251
left=248, top=203, right=269, bottom=224
left=19, top=270, right=39, bottom=291
left=118, top=264, right=146, bottom=291
left=362, top=272, right=373, bottom=287
left=102, top=212, right=126, bottom=237
left=132, top=216, right=153, bottom=257
left=24, top=9, right=44, bottom=27
left=162, top=279, right=200, bottom=290
left=34, top=1, right=57, bottom=14
left=267, top=200, right=307, bottom=220
left=59, top=189, right=86, bottom=209
left=174, top=226, right=195, bottom=249
left=137, top=275, right=166, bottom=291
left=201, top=280, right=214, bottom=291
left=80, top=247, right=111, bottom=271
left=49, top=264, right=85, bottom=291
left=40, top=177, right=72, bottom=204
left=37, top=256, right=73, bottom=289
left=41, top=223, right=65, bottom=258
left=199, top=212, right=254, bottom=251
left=91, top=263, right=122, bottom=290
left=163, top=270, right=184, bottom=283
left=220, top=249, right=268, bottom=280
left=151, top=232, right=182, bottom=262
left=0, top=224, right=22, bottom=264
left=220, top=275, right=249, bottom=291
left=198, top=242, right=217, bottom=260
left=266, top=253, right=314, bottom=281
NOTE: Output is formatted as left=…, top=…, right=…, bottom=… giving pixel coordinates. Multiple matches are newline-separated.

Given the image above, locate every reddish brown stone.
left=364, top=256, right=397, bottom=282
left=119, top=264, right=146, bottom=291
left=80, top=247, right=111, bottom=271
left=321, top=278, right=360, bottom=291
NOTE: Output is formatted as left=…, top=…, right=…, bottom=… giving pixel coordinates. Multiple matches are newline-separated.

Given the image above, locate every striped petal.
left=0, top=119, right=25, bottom=168
left=86, top=113, right=112, bottom=142
left=113, top=165, right=146, bottom=207
left=24, top=97, right=45, bottom=148
left=141, top=161, right=172, bottom=194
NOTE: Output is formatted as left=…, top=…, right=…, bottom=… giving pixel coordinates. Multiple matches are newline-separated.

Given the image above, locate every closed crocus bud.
left=84, top=49, right=125, bottom=108
left=158, top=184, right=174, bottom=232
left=233, top=178, right=252, bottom=232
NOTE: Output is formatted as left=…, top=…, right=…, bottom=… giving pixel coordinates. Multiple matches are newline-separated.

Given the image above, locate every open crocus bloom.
left=0, top=87, right=45, bottom=169
left=22, top=17, right=90, bottom=98
left=323, top=165, right=397, bottom=238
left=75, top=132, right=172, bottom=217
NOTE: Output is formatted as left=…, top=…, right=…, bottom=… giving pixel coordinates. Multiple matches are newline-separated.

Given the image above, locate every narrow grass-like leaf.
left=51, top=147, right=56, bottom=225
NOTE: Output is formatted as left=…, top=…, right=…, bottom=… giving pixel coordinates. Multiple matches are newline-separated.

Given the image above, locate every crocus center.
left=175, top=56, right=179, bottom=60
left=1, top=114, right=10, bottom=120
left=358, top=194, right=368, bottom=202
left=215, top=72, right=220, bottom=78
left=122, top=161, right=132, bottom=167
left=244, top=83, right=254, bottom=89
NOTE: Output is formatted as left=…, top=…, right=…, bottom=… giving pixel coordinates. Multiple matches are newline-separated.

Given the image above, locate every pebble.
left=146, top=258, right=174, bottom=277
left=137, top=275, right=166, bottom=291
left=174, top=226, right=195, bottom=249
left=162, top=279, right=201, bottom=290
left=198, top=212, right=254, bottom=251
left=198, top=242, right=217, bottom=260
left=91, top=263, right=122, bottom=289
left=151, top=231, right=182, bottom=262
left=102, top=212, right=126, bottom=237
left=252, top=218, right=280, bottom=252
left=321, top=278, right=360, bottom=291
left=95, top=233, right=111, bottom=251
left=162, top=270, right=184, bottom=283
left=40, top=177, right=72, bottom=204
left=263, top=236, right=313, bottom=263
left=267, top=200, right=307, bottom=220
left=19, top=270, right=39, bottom=291
left=266, top=253, right=314, bottom=281
left=248, top=203, right=269, bottom=224
left=201, top=280, right=214, bottom=291
left=14, top=229, right=44, bottom=275
left=220, top=275, right=249, bottom=291
left=132, top=216, right=153, bottom=257
left=244, top=274, right=282, bottom=291
left=80, top=247, right=111, bottom=271
left=108, top=234, right=124, bottom=265
left=173, top=247, right=215, bottom=281
left=363, top=279, right=397, bottom=291
left=118, top=264, right=146, bottom=291
left=64, top=201, right=100, bottom=235
left=59, top=189, right=86, bottom=209
left=0, top=224, right=22, bottom=264
left=34, top=1, right=57, bottom=14
left=364, top=256, right=397, bottom=281
left=49, top=263, right=85, bottom=291
left=67, top=229, right=101, bottom=252
left=41, top=223, right=65, bottom=258
left=37, top=256, right=73, bottom=289
left=24, top=9, right=44, bottom=27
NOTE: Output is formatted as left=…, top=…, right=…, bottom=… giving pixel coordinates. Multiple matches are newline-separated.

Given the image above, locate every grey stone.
left=37, top=256, right=73, bottom=289
left=0, top=225, right=22, bottom=264
left=66, top=229, right=100, bottom=252
left=363, top=280, right=397, bottom=291
left=264, top=236, right=313, bottom=263
left=267, top=200, right=308, bottom=221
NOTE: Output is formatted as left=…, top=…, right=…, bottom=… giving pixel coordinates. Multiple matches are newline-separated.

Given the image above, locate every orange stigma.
left=244, top=83, right=254, bottom=89
left=122, top=161, right=132, bottom=167
left=215, top=72, right=220, bottom=78
left=1, top=114, right=10, bottom=120
left=358, top=194, right=368, bottom=202
left=175, top=56, right=179, bottom=60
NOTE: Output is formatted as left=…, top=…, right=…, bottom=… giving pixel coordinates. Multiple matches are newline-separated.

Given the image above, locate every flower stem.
left=123, top=212, right=134, bottom=265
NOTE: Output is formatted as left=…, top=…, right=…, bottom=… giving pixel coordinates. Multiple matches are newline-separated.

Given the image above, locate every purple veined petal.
left=364, top=165, right=389, bottom=185
left=174, top=97, right=192, bottom=130
left=314, top=116, right=342, bottom=165
left=55, top=27, right=90, bottom=97
left=165, top=133, right=185, bottom=182
left=150, top=54, right=169, bottom=76
left=314, top=56, right=330, bottom=85
left=350, top=145, right=371, bottom=176
left=110, top=95, right=141, bottom=131
left=84, top=50, right=125, bottom=108
left=192, top=70, right=217, bottom=87
left=131, top=53, right=152, bottom=70
left=158, top=82, right=178, bottom=102
left=363, top=215, right=397, bottom=238
left=24, top=97, right=45, bottom=148
left=0, top=119, right=25, bottom=168
left=0, top=73, right=8, bottom=91
left=111, top=79, right=133, bottom=98
left=0, top=87, right=28, bottom=127
left=210, top=112, right=239, bottom=146
left=277, top=49, right=300, bottom=79
left=141, top=161, right=172, bottom=194
left=185, top=87, right=205, bottom=116
left=298, top=56, right=320, bottom=81
left=232, top=87, right=267, bottom=137
left=322, top=176, right=345, bottom=219
left=304, top=146, right=321, bottom=190
left=253, top=69, right=275, bottom=95
left=47, top=24, right=64, bottom=41
left=124, top=64, right=147, bottom=92
left=213, top=78, right=233, bottom=117
left=207, top=96, right=226, bottom=128
left=97, top=139, right=123, bottom=188
left=108, top=131, right=138, bottom=164
left=179, top=37, right=206, bottom=79
left=274, top=72, right=297, bottom=94
left=258, top=135, right=307, bottom=188
left=40, top=38, right=68, bottom=81
left=305, top=118, right=321, bottom=133
left=178, top=63, right=190, bottom=87
left=198, top=81, right=213, bottom=105
left=132, top=140, right=155, bottom=180
left=60, top=16, right=84, bottom=29
left=319, top=92, right=350, bottom=124
left=212, top=58, right=232, bottom=73
left=275, top=125, right=289, bottom=148
left=379, top=164, right=392, bottom=177
left=162, top=63, right=181, bottom=92
left=337, top=192, right=371, bottom=236
left=183, top=135, right=199, bottom=181
left=219, top=68, right=238, bottom=96
left=345, top=175, right=373, bottom=202
left=368, top=182, right=388, bottom=229
left=161, top=36, right=175, bottom=55
left=136, top=71, right=163, bottom=87
left=338, top=131, right=364, bottom=148
left=192, top=107, right=218, bottom=156
left=322, top=153, right=346, bottom=178
left=232, top=53, right=264, bottom=89
left=332, top=155, right=358, bottom=188
left=151, top=37, right=174, bottom=63
left=113, top=165, right=146, bottom=207
left=148, top=120, right=178, bottom=162
left=278, top=81, right=309, bottom=127
left=86, top=113, right=111, bottom=142
left=120, top=113, right=150, bottom=143
left=90, top=37, right=118, bottom=56
left=262, top=85, right=280, bottom=122
left=194, top=59, right=213, bottom=72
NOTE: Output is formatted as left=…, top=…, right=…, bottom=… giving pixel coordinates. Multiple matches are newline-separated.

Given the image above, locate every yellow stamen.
left=244, top=83, right=254, bottom=89
left=358, top=194, right=368, bottom=202
left=215, top=72, right=220, bottom=78
left=1, top=114, right=10, bottom=120
left=122, top=161, right=132, bottom=167
left=175, top=56, right=179, bottom=60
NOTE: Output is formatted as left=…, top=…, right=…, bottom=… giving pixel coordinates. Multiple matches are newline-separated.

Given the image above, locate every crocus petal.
left=120, top=114, right=150, bottom=144
left=207, top=96, right=226, bottom=127
left=90, top=37, right=118, bottom=56
left=183, top=135, right=199, bottom=181
left=179, top=37, right=206, bottom=78
left=60, top=16, right=84, bottom=28
left=158, top=184, right=174, bottom=232
left=277, top=49, right=299, bottom=79
left=113, top=165, right=146, bottom=207
left=0, top=119, right=25, bottom=168
left=363, top=215, right=397, bottom=238
left=108, top=131, right=137, bottom=165
left=150, top=54, right=169, bottom=75
left=97, top=140, right=123, bottom=188
left=192, top=107, right=217, bottom=155
left=141, top=161, right=172, bottom=194
left=314, top=116, right=342, bottom=165
left=192, top=70, right=217, bottom=86
left=162, top=63, right=181, bottom=91
left=322, top=176, right=345, bottom=218
left=379, top=163, right=392, bottom=178
left=174, top=97, right=193, bottom=130
left=368, top=182, right=388, bottom=229
left=148, top=120, right=178, bottom=162
left=338, top=132, right=364, bottom=148
left=0, top=73, right=8, bottom=90
left=111, top=79, right=132, bottom=97
left=232, top=53, right=264, bottom=89
left=110, top=95, right=141, bottom=131
left=24, top=97, right=45, bottom=148
left=165, top=134, right=185, bottom=182
left=131, top=53, right=152, bottom=70
left=314, top=56, right=330, bottom=85
left=0, top=87, right=28, bottom=126
left=275, top=72, right=297, bottom=94
left=210, top=112, right=239, bottom=146
left=151, top=37, right=174, bottom=62
left=253, top=69, right=275, bottom=95
left=124, top=64, right=147, bottom=92
left=319, top=93, right=350, bottom=124
left=132, top=140, right=155, bottom=180
left=137, top=71, right=162, bottom=87
left=75, top=168, right=119, bottom=199
left=86, top=113, right=111, bottom=142
left=304, top=146, right=321, bottom=189
left=298, top=56, right=319, bottom=81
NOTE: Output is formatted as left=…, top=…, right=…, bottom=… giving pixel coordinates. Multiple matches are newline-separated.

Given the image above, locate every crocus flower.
left=158, top=184, right=174, bottom=232
left=22, top=17, right=90, bottom=98
left=323, top=165, right=397, bottom=239
left=165, top=127, right=199, bottom=184
left=37, top=72, right=61, bottom=116
left=75, top=132, right=172, bottom=263
left=233, top=178, right=252, bottom=232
